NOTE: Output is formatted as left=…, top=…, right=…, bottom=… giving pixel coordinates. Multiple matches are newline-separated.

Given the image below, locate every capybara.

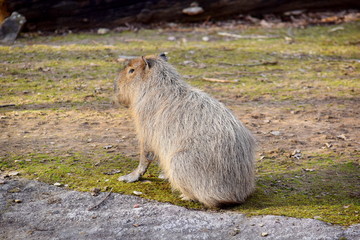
left=114, top=53, right=256, bottom=208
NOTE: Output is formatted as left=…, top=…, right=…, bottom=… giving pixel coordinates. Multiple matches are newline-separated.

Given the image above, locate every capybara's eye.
left=128, top=69, right=135, bottom=74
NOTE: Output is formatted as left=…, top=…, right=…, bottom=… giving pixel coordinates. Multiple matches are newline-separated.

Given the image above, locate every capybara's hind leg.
left=169, top=152, right=197, bottom=202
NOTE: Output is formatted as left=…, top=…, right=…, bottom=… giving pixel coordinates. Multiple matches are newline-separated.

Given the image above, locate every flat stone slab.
left=0, top=178, right=359, bottom=239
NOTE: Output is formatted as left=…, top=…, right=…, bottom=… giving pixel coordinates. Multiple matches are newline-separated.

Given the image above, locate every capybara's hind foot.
left=158, top=172, right=167, bottom=179
left=180, top=194, right=194, bottom=201
left=118, top=172, right=140, bottom=183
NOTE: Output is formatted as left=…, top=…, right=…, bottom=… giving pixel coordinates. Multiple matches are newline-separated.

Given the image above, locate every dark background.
left=2, top=0, right=360, bottom=31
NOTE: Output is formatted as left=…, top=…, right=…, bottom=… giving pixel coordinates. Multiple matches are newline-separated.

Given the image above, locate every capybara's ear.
left=141, top=56, right=148, bottom=69
left=159, top=53, right=168, bottom=61
left=142, top=56, right=155, bottom=70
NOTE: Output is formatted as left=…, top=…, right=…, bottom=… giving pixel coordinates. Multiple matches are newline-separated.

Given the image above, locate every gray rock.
left=97, top=28, right=110, bottom=35
left=0, top=178, right=359, bottom=240
left=0, top=12, right=26, bottom=45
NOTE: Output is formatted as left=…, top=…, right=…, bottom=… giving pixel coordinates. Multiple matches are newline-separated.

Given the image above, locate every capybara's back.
left=115, top=54, right=256, bottom=208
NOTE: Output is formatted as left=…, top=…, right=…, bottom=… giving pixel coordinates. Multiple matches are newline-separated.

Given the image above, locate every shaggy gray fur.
left=114, top=54, right=256, bottom=207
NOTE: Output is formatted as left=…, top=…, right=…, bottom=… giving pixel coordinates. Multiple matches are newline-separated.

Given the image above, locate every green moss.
left=1, top=151, right=358, bottom=225
left=4, top=154, right=360, bottom=223
left=238, top=153, right=360, bottom=225
left=1, top=152, right=203, bottom=209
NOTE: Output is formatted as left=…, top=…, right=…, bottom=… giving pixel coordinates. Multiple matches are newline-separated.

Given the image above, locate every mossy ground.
left=1, top=22, right=359, bottom=226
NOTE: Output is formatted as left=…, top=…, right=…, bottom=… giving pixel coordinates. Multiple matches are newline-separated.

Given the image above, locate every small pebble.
left=270, top=131, right=281, bottom=136
left=133, top=191, right=143, bottom=195
left=91, top=188, right=101, bottom=196
left=168, top=36, right=176, bottom=41
left=103, top=169, right=121, bottom=175
left=230, top=228, right=240, bottom=236
left=303, top=168, right=315, bottom=172
left=261, top=232, right=268, bottom=237
left=8, top=171, right=20, bottom=176
left=202, top=36, right=209, bottom=41
left=182, top=5, right=204, bottom=16
left=53, top=182, right=63, bottom=187
left=14, top=199, right=22, bottom=203
left=325, top=142, right=333, bottom=148
left=97, top=28, right=110, bottom=35
left=133, top=204, right=140, bottom=208
left=141, top=180, right=152, bottom=183
left=291, top=149, right=302, bottom=159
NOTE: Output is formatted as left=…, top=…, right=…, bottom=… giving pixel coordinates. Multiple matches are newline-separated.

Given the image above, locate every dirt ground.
left=1, top=91, right=359, bottom=165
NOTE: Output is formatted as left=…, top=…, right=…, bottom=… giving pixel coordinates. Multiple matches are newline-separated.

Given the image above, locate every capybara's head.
left=114, top=53, right=168, bottom=106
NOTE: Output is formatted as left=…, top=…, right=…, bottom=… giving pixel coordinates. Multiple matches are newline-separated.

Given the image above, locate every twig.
left=218, top=32, right=281, bottom=39
left=88, top=188, right=113, bottom=211
left=202, top=77, right=238, bottom=83
left=117, top=55, right=138, bottom=62
left=0, top=104, right=15, bottom=108
left=123, top=39, right=145, bottom=43
left=219, top=61, right=278, bottom=67
left=213, top=71, right=250, bottom=75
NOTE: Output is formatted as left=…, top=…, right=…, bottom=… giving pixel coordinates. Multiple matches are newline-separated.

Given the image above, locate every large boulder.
left=0, top=11, right=26, bottom=45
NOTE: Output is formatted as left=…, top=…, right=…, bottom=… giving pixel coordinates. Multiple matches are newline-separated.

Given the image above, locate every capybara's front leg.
left=118, top=147, right=154, bottom=183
